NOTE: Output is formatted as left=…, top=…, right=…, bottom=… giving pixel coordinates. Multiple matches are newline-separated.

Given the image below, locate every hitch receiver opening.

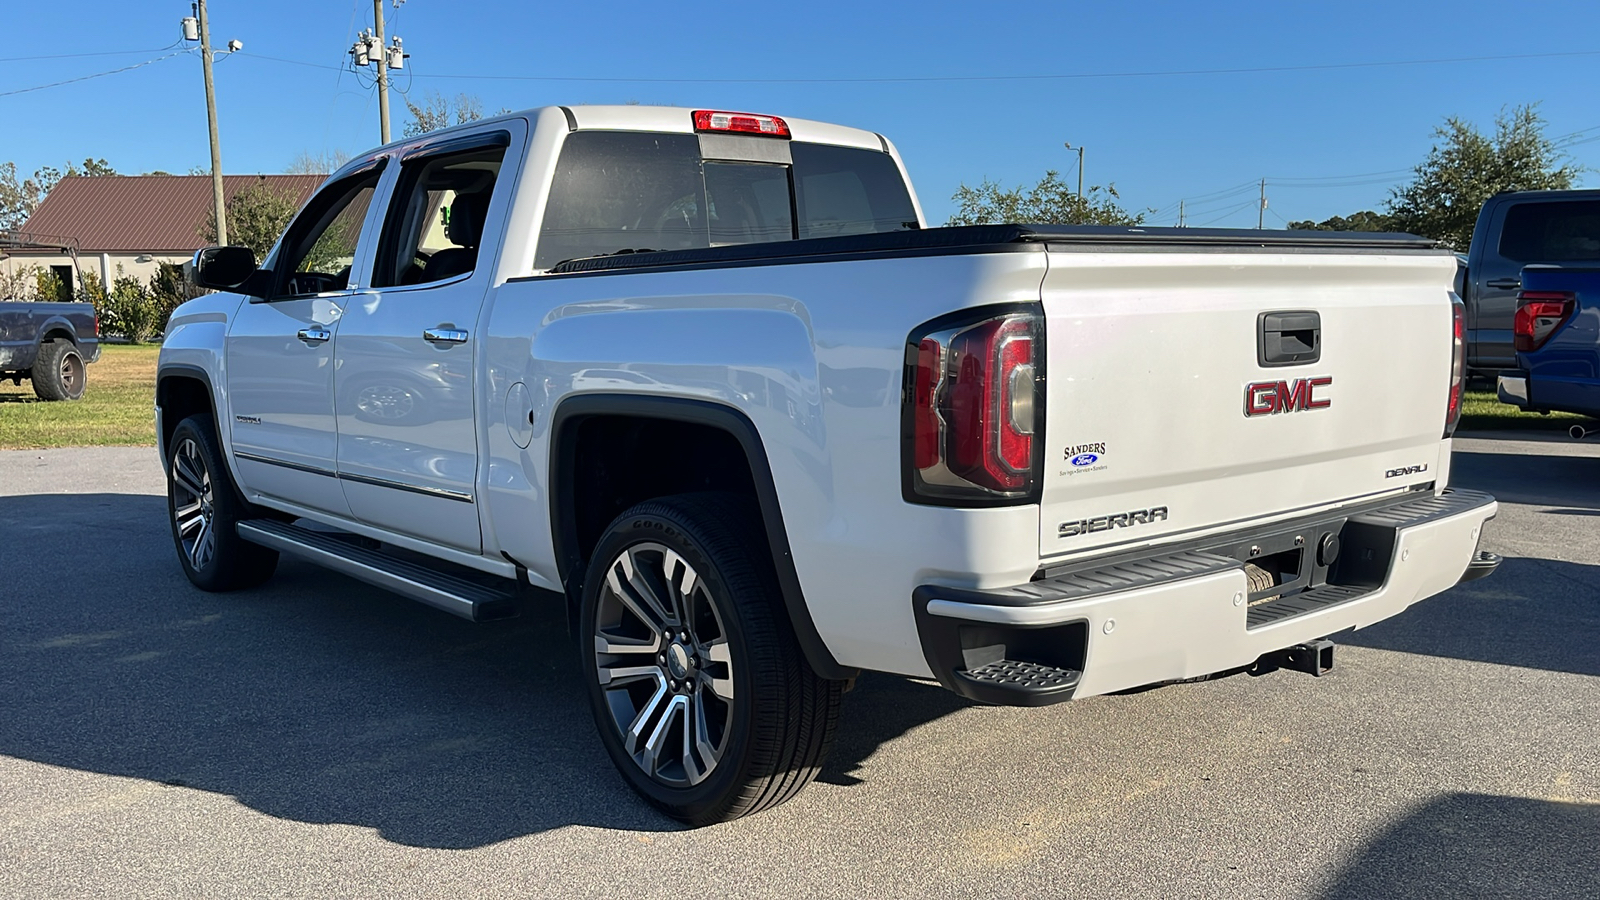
left=1254, top=639, right=1335, bottom=677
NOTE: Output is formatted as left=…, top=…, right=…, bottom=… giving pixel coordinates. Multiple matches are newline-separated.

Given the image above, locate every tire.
left=31, top=339, right=86, bottom=401
left=579, top=493, right=843, bottom=825
left=167, top=414, right=279, bottom=591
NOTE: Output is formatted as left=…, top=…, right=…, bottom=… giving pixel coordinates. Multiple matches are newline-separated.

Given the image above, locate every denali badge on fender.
left=1245, top=376, right=1332, bottom=417
left=1059, top=506, right=1169, bottom=538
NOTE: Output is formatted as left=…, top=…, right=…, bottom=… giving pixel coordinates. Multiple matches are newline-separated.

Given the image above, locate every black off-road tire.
left=579, top=493, right=843, bottom=825
left=167, top=414, right=279, bottom=591
left=31, top=339, right=86, bottom=401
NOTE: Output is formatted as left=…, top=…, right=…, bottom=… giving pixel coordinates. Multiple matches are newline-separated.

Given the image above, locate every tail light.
left=904, top=306, right=1043, bottom=504
left=692, top=110, right=791, bottom=138
left=1444, top=294, right=1465, bottom=438
left=93, top=310, right=100, bottom=337
left=1512, top=290, right=1574, bottom=352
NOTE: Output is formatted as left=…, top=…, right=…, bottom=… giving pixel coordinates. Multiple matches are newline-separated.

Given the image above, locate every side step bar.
left=236, top=519, right=519, bottom=622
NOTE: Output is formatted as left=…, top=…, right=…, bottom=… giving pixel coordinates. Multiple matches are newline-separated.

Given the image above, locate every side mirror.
left=191, top=246, right=259, bottom=291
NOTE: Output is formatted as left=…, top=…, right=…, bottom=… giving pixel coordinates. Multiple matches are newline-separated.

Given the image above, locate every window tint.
left=704, top=162, right=792, bottom=246
left=373, top=144, right=507, bottom=288
left=278, top=170, right=380, bottom=297
left=535, top=132, right=919, bottom=270
left=791, top=142, right=918, bottom=239
left=1499, top=200, right=1600, bottom=262
left=537, top=132, right=707, bottom=269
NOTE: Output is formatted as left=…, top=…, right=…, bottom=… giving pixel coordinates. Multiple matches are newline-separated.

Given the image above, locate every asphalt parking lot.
left=1, top=435, right=1596, bottom=899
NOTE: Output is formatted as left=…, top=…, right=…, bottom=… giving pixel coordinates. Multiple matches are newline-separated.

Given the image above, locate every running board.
left=236, top=519, right=518, bottom=622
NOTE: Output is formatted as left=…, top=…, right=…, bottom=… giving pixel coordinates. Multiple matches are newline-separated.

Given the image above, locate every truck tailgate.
left=1038, top=249, right=1458, bottom=559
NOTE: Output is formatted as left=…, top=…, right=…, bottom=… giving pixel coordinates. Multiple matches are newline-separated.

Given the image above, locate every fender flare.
left=549, top=393, right=856, bottom=681
left=155, top=363, right=220, bottom=468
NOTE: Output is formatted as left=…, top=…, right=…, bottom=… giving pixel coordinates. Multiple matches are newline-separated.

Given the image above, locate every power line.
left=1193, top=199, right=1260, bottom=227
left=0, top=48, right=191, bottom=99
left=235, top=47, right=1600, bottom=86
left=0, top=44, right=181, bottom=63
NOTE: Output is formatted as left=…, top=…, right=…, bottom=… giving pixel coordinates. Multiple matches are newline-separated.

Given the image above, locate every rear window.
left=534, top=131, right=917, bottom=269
left=1499, top=200, right=1600, bottom=262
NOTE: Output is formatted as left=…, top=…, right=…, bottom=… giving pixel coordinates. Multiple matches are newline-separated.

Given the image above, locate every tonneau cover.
left=544, top=225, right=1443, bottom=275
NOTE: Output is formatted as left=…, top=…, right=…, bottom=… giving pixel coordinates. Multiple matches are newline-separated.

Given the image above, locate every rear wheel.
left=31, top=339, right=85, bottom=401
left=167, top=415, right=279, bottom=591
left=579, top=493, right=842, bottom=825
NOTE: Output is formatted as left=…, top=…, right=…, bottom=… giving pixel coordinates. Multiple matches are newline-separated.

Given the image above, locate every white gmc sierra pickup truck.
left=158, top=105, right=1500, bottom=824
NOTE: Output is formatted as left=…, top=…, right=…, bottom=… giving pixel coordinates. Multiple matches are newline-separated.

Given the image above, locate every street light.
left=1063, top=142, right=1085, bottom=224
left=1063, top=142, right=1084, bottom=201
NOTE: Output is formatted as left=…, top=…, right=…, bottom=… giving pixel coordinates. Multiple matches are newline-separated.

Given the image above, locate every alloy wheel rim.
left=60, top=353, right=82, bottom=394
left=170, top=437, right=217, bottom=571
left=592, top=542, right=735, bottom=787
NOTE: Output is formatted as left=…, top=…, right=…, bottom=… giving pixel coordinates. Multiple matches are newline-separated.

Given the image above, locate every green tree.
left=286, top=149, right=352, bottom=176
left=199, top=179, right=301, bottom=260
left=402, top=91, right=484, bottom=136
left=148, top=261, right=205, bottom=335
left=0, top=158, right=116, bottom=231
left=1387, top=104, right=1580, bottom=249
left=947, top=170, right=1146, bottom=226
left=1286, top=210, right=1395, bottom=232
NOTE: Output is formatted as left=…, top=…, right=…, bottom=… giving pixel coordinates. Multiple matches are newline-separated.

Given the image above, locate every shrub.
left=148, top=261, right=204, bottom=335
left=0, top=263, right=41, bottom=300
left=112, top=271, right=163, bottom=342
left=34, top=268, right=67, bottom=301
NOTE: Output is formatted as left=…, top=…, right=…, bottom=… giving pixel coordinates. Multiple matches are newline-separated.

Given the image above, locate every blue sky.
left=4, top=0, right=1598, bottom=227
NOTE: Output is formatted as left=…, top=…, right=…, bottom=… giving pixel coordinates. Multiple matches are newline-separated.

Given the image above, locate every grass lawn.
left=1458, top=387, right=1592, bottom=432
left=0, top=343, right=160, bottom=449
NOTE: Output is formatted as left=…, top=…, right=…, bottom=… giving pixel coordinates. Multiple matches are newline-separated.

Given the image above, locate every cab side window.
left=373, top=141, right=508, bottom=288
left=276, top=170, right=381, bottom=298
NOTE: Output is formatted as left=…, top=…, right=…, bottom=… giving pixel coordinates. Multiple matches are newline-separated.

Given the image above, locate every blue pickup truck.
left=1496, top=266, right=1600, bottom=423
left=0, top=301, right=101, bottom=400
left=1462, top=189, right=1600, bottom=376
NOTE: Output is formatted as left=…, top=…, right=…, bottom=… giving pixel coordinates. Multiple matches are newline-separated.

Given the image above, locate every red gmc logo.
left=1245, top=376, right=1332, bottom=417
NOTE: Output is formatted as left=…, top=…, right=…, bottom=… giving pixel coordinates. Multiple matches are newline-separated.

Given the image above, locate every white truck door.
left=226, top=165, right=385, bottom=517
left=333, top=129, right=519, bottom=552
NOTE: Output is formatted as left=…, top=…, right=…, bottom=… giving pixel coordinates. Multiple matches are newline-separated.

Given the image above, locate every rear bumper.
left=914, top=489, right=1498, bottom=706
left=1497, top=371, right=1529, bottom=409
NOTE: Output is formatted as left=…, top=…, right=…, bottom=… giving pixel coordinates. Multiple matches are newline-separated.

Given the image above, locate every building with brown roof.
left=1, top=174, right=322, bottom=296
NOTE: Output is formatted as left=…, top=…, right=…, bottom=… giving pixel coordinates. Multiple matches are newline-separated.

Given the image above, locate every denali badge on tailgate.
left=1245, top=376, right=1332, bottom=417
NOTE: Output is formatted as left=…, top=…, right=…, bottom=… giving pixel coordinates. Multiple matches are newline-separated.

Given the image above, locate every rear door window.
left=791, top=142, right=919, bottom=239
left=372, top=142, right=508, bottom=288
left=535, top=132, right=918, bottom=269
left=1499, top=200, right=1600, bottom=262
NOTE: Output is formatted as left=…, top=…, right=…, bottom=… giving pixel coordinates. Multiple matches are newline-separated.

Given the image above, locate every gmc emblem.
left=1245, top=376, right=1332, bottom=417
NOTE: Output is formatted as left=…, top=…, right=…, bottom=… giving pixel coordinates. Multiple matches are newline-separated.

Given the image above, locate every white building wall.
left=0, top=251, right=189, bottom=297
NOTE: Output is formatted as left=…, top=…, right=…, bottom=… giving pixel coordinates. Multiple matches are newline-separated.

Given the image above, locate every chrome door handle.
left=297, top=327, right=332, bottom=344
left=423, top=328, right=469, bottom=344
left=1485, top=278, right=1522, bottom=290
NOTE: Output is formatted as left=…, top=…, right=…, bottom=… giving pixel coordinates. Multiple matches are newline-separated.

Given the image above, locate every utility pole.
left=1064, top=141, right=1085, bottom=223
left=1178, top=199, right=1185, bottom=228
left=374, top=0, right=390, bottom=143
left=185, top=1, right=229, bottom=245
left=1258, top=178, right=1267, bottom=230
left=350, top=4, right=407, bottom=144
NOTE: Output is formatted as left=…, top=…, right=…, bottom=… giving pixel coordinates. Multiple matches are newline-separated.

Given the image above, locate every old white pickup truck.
left=158, top=105, right=1499, bottom=824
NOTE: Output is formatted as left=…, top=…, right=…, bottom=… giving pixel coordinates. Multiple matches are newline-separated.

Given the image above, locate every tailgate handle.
left=1258, top=310, right=1320, bottom=367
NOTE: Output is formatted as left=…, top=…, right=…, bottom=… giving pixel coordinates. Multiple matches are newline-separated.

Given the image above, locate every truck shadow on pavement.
left=1450, top=448, right=1600, bottom=509
left=0, top=492, right=970, bottom=848
left=1340, top=556, right=1600, bottom=678
left=1316, top=792, right=1599, bottom=900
